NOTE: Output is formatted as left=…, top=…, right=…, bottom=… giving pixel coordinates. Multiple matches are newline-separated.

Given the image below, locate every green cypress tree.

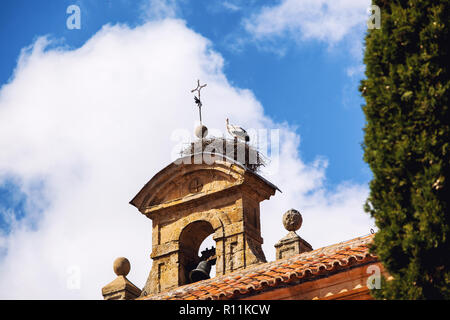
left=360, top=0, right=450, bottom=299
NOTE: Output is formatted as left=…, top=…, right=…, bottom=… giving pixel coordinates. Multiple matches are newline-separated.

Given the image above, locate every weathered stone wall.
left=130, top=159, right=277, bottom=296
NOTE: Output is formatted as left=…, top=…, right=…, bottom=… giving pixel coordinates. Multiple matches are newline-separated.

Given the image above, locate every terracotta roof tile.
left=141, top=234, right=376, bottom=300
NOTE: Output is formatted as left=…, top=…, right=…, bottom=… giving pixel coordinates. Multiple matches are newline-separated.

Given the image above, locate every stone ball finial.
left=282, top=209, right=303, bottom=232
left=113, top=257, right=130, bottom=276
left=195, top=124, right=208, bottom=139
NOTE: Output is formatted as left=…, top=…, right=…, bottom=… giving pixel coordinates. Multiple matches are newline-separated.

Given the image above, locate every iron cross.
left=191, top=80, right=207, bottom=124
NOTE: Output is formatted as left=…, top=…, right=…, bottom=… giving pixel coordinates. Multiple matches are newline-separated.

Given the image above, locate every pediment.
left=130, top=159, right=247, bottom=213
left=148, top=169, right=238, bottom=207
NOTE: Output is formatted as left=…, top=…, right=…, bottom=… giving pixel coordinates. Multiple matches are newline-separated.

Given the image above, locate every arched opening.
left=178, top=220, right=216, bottom=285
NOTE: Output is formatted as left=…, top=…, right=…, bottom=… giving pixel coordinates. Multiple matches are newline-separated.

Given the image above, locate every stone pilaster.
left=275, top=231, right=312, bottom=259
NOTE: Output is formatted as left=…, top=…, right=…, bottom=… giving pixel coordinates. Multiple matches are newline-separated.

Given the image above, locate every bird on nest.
left=226, top=118, right=250, bottom=142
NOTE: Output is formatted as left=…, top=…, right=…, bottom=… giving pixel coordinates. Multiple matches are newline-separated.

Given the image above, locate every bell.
left=189, top=260, right=211, bottom=283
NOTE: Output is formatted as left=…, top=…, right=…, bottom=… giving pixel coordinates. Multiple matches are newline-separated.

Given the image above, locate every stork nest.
left=179, top=137, right=268, bottom=172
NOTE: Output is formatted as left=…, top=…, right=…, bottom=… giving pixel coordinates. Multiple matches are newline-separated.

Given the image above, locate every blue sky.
left=0, top=0, right=374, bottom=298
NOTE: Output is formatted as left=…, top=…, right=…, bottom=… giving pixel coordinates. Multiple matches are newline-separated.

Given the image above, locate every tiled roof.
left=141, top=234, right=376, bottom=300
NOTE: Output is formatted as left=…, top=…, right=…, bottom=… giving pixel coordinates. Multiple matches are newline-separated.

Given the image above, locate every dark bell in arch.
left=189, top=260, right=212, bottom=283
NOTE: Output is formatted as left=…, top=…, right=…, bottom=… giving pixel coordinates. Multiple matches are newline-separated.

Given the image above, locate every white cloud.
left=140, top=0, right=179, bottom=20
left=0, top=17, right=372, bottom=299
left=224, top=0, right=371, bottom=74
left=222, top=1, right=241, bottom=12
left=244, top=0, right=370, bottom=45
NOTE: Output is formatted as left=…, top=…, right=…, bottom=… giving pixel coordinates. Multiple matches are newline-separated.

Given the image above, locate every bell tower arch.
left=178, top=220, right=215, bottom=285
left=130, top=156, right=278, bottom=295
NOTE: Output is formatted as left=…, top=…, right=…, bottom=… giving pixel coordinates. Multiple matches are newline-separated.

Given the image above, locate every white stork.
left=226, top=118, right=250, bottom=142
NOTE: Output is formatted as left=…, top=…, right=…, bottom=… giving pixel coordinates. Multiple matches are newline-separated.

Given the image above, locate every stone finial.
left=102, top=257, right=141, bottom=300
left=282, top=208, right=303, bottom=232
left=275, top=209, right=312, bottom=260
left=113, top=257, right=130, bottom=276
left=195, top=124, right=208, bottom=139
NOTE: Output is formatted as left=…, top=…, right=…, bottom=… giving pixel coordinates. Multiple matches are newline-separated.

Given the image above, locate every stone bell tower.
left=129, top=152, right=278, bottom=296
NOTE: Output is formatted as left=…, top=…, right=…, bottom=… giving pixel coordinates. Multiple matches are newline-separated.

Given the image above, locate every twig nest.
left=282, top=209, right=302, bottom=232
left=113, top=257, right=130, bottom=276
left=195, top=125, right=208, bottom=139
